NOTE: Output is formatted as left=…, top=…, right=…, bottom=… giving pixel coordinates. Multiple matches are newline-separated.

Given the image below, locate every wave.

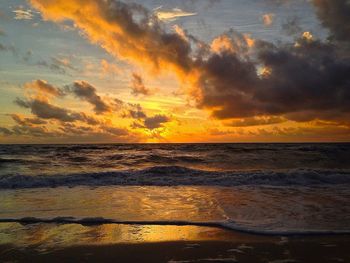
left=1, top=216, right=350, bottom=236
left=1, top=166, right=350, bottom=189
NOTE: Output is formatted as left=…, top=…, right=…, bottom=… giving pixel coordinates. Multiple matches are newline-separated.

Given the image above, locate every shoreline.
left=1, top=223, right=350, bottom=262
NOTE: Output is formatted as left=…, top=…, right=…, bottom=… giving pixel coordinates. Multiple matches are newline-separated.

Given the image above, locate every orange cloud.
left=24, top=79, right=64, bottom=100
left=30, top=0, right=193, bottom=75
left=262, top=13, right=274, bottom=26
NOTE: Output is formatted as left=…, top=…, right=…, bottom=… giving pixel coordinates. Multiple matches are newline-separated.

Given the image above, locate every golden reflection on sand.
left=0, top=223, right=242, bottom=248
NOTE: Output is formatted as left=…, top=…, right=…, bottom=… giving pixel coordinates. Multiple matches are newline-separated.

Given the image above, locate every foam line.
left=1, top=217, right=350, bottom=236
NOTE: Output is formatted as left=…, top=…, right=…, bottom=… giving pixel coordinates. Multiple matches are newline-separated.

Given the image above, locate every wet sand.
left=0, top=223, right=349, bottom=262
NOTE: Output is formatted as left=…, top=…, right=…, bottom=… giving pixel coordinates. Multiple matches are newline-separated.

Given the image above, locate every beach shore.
left=0, top=223, right=349, bottom=262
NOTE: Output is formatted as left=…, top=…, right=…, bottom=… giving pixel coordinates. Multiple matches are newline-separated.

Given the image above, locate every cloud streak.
left=154, top=6, right=197, bottom=22
left=13, top=8, right=35, bottom=20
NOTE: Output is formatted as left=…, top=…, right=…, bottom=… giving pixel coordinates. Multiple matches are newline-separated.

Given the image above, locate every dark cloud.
left=127, top=104, right=147, bottom=119
left=58, top=123, right=130, bottom=139
left=1, top=119, right=59, bottom=137
left=162, top=1, right=348, bottom=125
left=14, top=97, right=100, bottom=124
left=143, top=114, right=170, bottom=130
left=312, top=0, right=350, bottom=42
left=15, top=98, right=76, bottom=122
left=253, top=125, right=350, bottom=141
left=58, top=123, right=93, bottom=135
left=11, top=125, right=55, bottom=137
left=1, top=121, right=136, bottom=142
left=195, top=27, right=350, bottom=123
left=121, top=102, right=169, bottom=130
left=69, top=81, right=111, bottom=114
left=131, top=73, right=150, bottom=96
left=228, top=116, right=286, bottom=127
left=11, top=114, right=47, bottom=126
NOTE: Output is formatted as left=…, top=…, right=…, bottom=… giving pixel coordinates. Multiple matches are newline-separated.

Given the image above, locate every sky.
left=0, top=0, right=349, bottom=143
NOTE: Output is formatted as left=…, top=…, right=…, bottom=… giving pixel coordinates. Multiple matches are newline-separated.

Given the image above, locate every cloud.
left=57, top=122, right=132, bottom=140
left=131, top=73, right=150, bottom=96
left=24, top=79, right=64, bottom=97
left=210, top=29, right=255, bottom=55
left=262, top=13, right=275, bottom=26
left=11, top=125, right=54, bottom=137
left=1, top=120, right=138, bottom=142
left=13, top=8, right=35, bottom=20
left=254, top=125, right=350, bottom=140
left=154, top=6, right=197, bottom=22
left=69, top=81, right=111, bottom=114
left=143, top=114, right=170, bottom=130
left=127, top=104, right=147, bottom=119
left=36, top=56, right=77, bottom=74
left=312, top=0, right=350, bottom=41
left=14, top=97, right=99, bottom=124
left=228, top=116, right=286, bottom=127
left=196, top=33, right=350, bottom=121
left=102, top=126, right=129, bottom=136
left=11, top=114, right=47, bottom=126
left=5, top=77, right=147, bottom=142
left=29, top=0, right=193, bottom=72
left=125, top=103, right=170, bottom=130
left=28, top=0, right=350, bottom=129
left=14, top=97, right=74, bottom=122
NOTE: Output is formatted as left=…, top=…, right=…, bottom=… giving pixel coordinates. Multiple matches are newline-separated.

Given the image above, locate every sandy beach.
left=1, top=223, right=350, bottom=262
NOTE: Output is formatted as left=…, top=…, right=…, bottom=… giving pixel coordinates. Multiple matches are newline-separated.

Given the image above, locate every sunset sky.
left=0, top=0, right=349, bottom=143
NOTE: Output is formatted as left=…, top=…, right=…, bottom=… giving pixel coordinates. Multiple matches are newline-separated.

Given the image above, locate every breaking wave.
left=1, top=166, right=350, bottom=189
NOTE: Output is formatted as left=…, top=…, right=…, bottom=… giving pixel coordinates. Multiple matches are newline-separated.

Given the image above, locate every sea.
left=0, top=143, right=350, bottom=236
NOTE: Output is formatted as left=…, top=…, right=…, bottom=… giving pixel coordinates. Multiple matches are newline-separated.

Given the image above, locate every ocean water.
left=0, top=143, right=350, bottom=235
